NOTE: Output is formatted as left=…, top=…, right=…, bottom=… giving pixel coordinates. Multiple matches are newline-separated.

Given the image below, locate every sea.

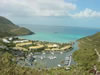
left=20, top=25, right=100, bottom=43
left=18, top=25, right=100, bottom=68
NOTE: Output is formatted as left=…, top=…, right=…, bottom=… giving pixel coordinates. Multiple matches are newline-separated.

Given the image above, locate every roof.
left=47, top=44, right=59, bottom=48
left=61, top=45, right=72, bottom=50
left=29, top=45, right=44, bottom=50
left=16, top=42, right=32, bottom=47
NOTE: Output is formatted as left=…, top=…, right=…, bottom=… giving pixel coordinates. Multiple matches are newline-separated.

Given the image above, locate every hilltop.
left=0, top=16, right=34, bottom=37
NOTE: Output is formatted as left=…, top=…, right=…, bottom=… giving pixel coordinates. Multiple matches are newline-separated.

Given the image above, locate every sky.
left=0, top=0, right=100, bottom=28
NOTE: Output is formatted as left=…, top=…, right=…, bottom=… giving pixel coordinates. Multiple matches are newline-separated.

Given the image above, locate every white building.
left=2, top=39, right=10, bottom=43
left=13, top=40, right=28, bottom=44
left=8, top=37, right=13, bottom=41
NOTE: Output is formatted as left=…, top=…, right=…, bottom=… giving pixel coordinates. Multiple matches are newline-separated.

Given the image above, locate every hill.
left=0, top=16, right=34, bottom=37
left=73, top=32, right=100, bottom=71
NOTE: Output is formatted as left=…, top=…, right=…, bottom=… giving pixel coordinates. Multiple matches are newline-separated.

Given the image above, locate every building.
left=61, top=45, right=72, bottom=50
left=13, top=40, right=29, bottom=44
left=2, top=38, right=10, bottom=43
left=29, top=45, right=44, bottom=50
left=16, top=41, right=32, bottom=47
left=47, top=44, right=59, bottom=48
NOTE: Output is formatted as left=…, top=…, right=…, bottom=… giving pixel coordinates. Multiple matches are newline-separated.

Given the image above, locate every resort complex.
left=1, top=37, right=73, bottom=52
left=0, top=37, right=74, bottom=69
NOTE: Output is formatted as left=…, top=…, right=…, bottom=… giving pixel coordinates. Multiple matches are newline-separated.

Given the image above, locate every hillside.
left=0, top=16, right=34, bottom=37
left=73, top=32, right=100, bottom=71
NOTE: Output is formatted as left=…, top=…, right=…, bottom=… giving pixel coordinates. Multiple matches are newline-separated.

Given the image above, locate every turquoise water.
left=20, top=25, right=100, bottom=43
left=20, top=32, right=84, bottom=43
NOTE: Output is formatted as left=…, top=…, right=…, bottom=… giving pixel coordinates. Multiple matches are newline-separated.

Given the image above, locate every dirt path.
left=95, top=49, right=100, bottom=62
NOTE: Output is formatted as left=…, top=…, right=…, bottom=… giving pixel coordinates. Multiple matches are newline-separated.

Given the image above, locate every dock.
left=64, top=54, right=72, bottom=67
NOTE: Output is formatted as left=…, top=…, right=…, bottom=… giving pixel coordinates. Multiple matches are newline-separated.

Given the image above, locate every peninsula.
left=0, top=16, right=34, bottom=37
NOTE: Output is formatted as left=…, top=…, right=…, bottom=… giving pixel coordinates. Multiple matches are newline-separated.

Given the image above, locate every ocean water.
left=20, top=25, right=100, bottom=43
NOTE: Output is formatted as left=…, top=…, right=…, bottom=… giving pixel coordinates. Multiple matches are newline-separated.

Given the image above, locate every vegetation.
left=73, top=32, right=100, bottom=72
left=0, top=16, right=34, bottom=37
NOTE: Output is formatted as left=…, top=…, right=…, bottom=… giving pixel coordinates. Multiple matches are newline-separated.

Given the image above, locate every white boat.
left=57, top=64, right=61, bottom=67
left=33, top=56, right=37, bottom=58
left=51, top=52, right=54, bottom=55
left=42, top=52, right=46, bottom=55
left=48, top=56, right=56, bottom=59
left=60, top=52, right=63, bottom=54
left=40, top=56, right=44, bottom=60
left=53, top=56, right=57, bottom=59
left=34, top=60, right=37, bottom=62
left=66, top=67, right=70, bottom=70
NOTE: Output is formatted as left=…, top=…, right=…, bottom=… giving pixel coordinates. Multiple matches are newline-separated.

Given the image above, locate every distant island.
left=0, top=16, right=34, bottom=37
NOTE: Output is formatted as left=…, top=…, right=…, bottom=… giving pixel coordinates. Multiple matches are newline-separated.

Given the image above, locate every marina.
left=17, top=42, right=78, bottom=69
left=0, top=36, right=78, bottom=69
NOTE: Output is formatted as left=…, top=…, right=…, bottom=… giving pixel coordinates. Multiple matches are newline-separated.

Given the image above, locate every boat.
left=42, top=52, right=46, bottom=55
left=57, top=64, right=61, bottom=67
left=60, top=52, right=63, bottom=54
left=34, top=60, right=37, bottom=62
left=51, top=52, right=54, bottom=55
left=48, top=56, right=57, bottom=59
left=40, top=56, right=44, bottom=60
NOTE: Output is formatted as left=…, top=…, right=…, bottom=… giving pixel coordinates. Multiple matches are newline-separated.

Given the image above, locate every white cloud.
left=71, top=8, right=100, bottom=18
left=0, top=0, right=76, bottom=17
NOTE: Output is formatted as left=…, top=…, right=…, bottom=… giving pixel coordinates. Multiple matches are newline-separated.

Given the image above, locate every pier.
left=65, top=54, right=72, bottom=67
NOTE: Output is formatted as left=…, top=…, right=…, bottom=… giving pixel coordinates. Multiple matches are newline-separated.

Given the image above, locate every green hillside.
left=73, top=32, right=100, bottom=70
left=0, top=16, right=34, bottom=37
